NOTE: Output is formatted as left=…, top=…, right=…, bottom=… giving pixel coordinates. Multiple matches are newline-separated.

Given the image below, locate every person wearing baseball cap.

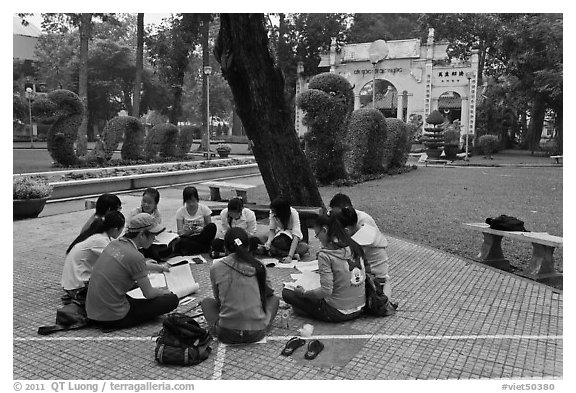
left=86, top=213, right=178, bottom=329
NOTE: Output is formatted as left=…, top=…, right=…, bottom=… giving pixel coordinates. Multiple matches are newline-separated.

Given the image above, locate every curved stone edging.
left=49, top=163, right=260, bottom=200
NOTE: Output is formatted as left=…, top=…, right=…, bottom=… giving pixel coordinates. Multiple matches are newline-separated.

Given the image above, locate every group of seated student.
left=61, top=189, right=386, bottom=338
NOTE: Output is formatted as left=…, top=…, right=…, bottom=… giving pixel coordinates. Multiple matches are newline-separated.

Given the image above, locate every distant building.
left=295, top=28, right=480, bottom=144
left=13, top=15, right=41, bottom=61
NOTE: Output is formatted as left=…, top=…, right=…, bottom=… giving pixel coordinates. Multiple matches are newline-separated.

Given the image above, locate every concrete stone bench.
left=550, top=155, right=563, bottom=164
left=463, top=222, right=563, bottom=283
left=202, top=181, right=257, bottom=203
left=424, top=159, right=450, bottom=167
left=211, top=204, right=324, bottom=243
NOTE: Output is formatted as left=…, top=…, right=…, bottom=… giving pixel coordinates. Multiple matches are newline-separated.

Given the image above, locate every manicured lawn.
left=249, top=165, right=563, bottom=281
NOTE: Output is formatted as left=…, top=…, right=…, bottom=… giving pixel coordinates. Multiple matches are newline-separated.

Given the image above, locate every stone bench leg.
left=475, top=233, right=510, bottom=270
left=235, top=190, right=248, bottom=204
left=209, top=187, right=221, bottom=201
left=527, top=243, right=558, bottom=276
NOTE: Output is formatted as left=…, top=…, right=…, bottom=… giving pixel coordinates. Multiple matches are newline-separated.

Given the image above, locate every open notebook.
left=153, top=231, right=179, bottom=246
left=127, top=263, right=199, bottom=299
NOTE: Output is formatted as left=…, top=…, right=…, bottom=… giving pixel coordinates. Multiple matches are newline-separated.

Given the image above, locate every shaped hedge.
left=297, top=73, right=354, bottom=184
left=345, top=108, right=387, bottom=177
left=176, top=125, right=197, bottom=158
left=32, top=89, right=83, bottom=166
left=159, top=123, right=179, bottom=157
left=383, top=118, right=413, bottom=169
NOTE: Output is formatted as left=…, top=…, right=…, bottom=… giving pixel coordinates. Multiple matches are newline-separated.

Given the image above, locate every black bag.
left=486, top=215, right=527, bottom=232
left=363, top=275, right=398, bottom=317
left=37, top=301, right=90, bottom=335
left=155, top=313, right=212, bottom=366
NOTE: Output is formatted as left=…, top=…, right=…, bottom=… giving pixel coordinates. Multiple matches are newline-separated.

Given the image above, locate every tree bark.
left=77, top=13, right=92, bottom=153
left=132, top=13, right=144, bottom=118
left=215, top=14, right=323, bottom=207
left=526, top=93, right=546, bottom=153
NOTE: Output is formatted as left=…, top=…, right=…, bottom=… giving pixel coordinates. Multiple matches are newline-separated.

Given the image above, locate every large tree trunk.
left=526, top=93, right=546, bottom=153
left=77, top=13, right=92, bottom=153
left=132, top=13, right=144, bottom=118
left=554, top=107, right=562, bottom=154
left=215, top=14, right=323, bottom=207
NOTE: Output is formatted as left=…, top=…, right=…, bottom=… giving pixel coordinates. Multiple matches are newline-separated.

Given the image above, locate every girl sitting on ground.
left=334, top=206, right=391, bottom=297
left=61, top=211, right=126, bottom=303
left=127, top=187, right=167, bottom=261
left=79, top=193, right=122, bottom=234
left=172, top=186, right=217, bottom=255
left=265, top=197, right=309, bottom=263
left=211, top=197, right=262, bottom=258
left=202, top=227, right=280, bottom=344
left=86, top=213, right=179, bottom=329
left=282, top=214, right=366, bottom=323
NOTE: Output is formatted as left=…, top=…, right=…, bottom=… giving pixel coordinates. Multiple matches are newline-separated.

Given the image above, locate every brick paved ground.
left=12, top=183, right=563, bottom=380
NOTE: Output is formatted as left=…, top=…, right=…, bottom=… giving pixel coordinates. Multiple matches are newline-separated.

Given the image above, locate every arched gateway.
left=295, top=29, right=480, bottom=146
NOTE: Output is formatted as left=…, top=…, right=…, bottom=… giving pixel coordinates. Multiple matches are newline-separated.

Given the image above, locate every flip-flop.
left=281, top=336, right=306, bottom=356
left=304, top=339, right=324, bottom=360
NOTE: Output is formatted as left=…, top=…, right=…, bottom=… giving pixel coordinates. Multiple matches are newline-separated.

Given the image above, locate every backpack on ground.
left=363, top=275, right=398, bottom=317
left=155, top=313, right=212, bottom=366
left=486, top=215, right=527, bottom=232
left=37, top=301, right=90, bottom=335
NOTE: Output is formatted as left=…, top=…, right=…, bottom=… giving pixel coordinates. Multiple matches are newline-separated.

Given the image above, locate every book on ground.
left=153, top=231, right=179, bottom=246
left=283, top=271, right=321, bottom=291
left=127, top=263, right=199, bottom=299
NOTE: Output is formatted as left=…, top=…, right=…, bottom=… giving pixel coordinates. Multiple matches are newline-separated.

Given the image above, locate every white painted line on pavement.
left=211, top=343, right=226, bottom=380
left=14, top=334, right=563, bottom=342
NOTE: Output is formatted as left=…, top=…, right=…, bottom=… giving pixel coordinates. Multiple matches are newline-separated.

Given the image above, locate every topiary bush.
left=176, top=125, right=197, bottom=158
left=101, top=116, right=132, bottom=160
left=119, top=116, right=146, bottom=160
left=32, top=89, right=83, bottom=167
left=297, top=73, right=354, bottom=184
left=421, top=110, right=446, bottom=159
left=158, top=123, right=179, bottom=157
left=344, top=108, right=387, bottom=177
left=144, top=125, right=163, bottom=159
left=383, top=118, right=413, bottom=169
left=478, top=134, right=500, bottom=156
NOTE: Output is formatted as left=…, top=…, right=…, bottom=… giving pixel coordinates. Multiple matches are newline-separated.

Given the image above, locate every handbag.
left=363, top=275, right=398, bottom=317
left=486, top=215, right=527, bottom=232
left=37, top=301, right=90, bottom=335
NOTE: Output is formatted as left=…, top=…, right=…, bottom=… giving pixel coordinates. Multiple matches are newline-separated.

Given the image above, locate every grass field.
left=248, top=165, right=563, bottom=283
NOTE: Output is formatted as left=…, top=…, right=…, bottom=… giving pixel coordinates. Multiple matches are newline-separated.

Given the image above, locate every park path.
left=13, top=182, right=562, bottom=380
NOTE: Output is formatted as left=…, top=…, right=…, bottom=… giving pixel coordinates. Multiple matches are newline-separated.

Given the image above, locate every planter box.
left=49, top=163, right=260, bottom=200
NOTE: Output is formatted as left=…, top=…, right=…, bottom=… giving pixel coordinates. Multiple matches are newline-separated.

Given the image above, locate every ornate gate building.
left=295, top=28, right=480, bottom=145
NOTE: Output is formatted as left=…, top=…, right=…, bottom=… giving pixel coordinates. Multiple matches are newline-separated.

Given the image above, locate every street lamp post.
left=25, top=87, right=35, bottom=148
left=204, top=65, right=212, bottom=160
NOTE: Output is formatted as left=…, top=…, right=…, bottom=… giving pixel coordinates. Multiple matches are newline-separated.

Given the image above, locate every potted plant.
left=421, top=110, right=445, bottom=159
left=443, top=121, right=461, bottom=160
left=13, top=176, right=53, bottom=220
left=215, top=143, right=232, bottom=158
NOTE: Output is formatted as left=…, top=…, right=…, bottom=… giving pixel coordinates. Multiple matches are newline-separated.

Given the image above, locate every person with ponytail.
left=210, top=197, right=262, bottom=258
left=61, top=210, right=125, bottom=302
left=201, top=227, right=280, bottom=344
left=282, top=214, right=366, bottom=322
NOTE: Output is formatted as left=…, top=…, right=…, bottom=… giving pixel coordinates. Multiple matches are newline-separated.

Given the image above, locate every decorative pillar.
left=329, top=37, right=337, bottom=73
left=294, top=61, right=306, bottom=137
left=396, top=93, right=403, bottom=120
left=460, top=96, right=469, bottom=147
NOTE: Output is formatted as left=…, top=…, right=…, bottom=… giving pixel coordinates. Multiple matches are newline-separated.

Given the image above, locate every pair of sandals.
left=281, top=336, right=324, bottom=360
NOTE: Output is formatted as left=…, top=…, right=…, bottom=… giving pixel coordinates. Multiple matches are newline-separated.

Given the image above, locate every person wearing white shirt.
left=172, top=186, right=217, bottom=256
left=61, top=211, right=125, bottom=303
left=211, top=197, right=262, bottom=258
